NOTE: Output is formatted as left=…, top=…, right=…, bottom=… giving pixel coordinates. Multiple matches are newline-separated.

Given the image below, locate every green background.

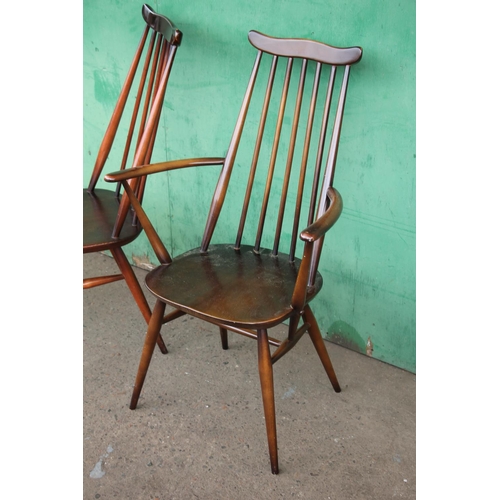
left=83, top=0, right=416, bottom=372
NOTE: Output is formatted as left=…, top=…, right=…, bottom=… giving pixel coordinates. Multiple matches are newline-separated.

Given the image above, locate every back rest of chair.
left=86, top=4, right=182, bottom=235
left=201, top=31, right=362, bottom=282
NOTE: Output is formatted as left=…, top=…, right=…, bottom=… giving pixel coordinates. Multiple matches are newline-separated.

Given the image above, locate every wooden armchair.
left=83, top=5, right=183, bottom=353
left=105, top=30, right=363, bottom=474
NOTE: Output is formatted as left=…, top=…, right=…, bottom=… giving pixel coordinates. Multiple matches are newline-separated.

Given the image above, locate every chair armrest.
left=291, top=187, right=343, bottom=311
left=104, top=157, right=226, bottom=183
left=299, top=187, right=343, bottom=242
left=104, top=157, right=224, bottom=266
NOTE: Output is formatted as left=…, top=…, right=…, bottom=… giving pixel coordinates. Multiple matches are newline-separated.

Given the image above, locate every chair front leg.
left=257, top=328, right=279, bottom=474
left=130, top=299, right=166, bottom=409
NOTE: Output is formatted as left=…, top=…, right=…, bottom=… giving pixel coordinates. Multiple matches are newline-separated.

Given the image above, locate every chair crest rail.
left=248, top=30, right=362, bottom=65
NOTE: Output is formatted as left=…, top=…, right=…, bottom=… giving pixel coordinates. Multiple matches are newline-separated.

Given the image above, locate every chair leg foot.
left=130, top=300, right=166, bottom=410
left=303, top=306, right=341, bottom=393
left=257, top=329, right=279, bottom=474
left=155, top=334, right=169, bottom=354
left=219, top=327, right=228, bottom=350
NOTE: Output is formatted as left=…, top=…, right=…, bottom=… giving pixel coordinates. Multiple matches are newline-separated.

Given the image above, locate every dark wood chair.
left=105, top=31, right=363, bottom=474
left=83, top=5, right=183, bottom=354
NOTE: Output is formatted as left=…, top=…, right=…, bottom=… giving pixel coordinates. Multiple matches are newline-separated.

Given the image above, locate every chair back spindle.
left=254, top=56, right=293, bottom=255
left=308, top=65, right=352, bottom=285
left=200, top=50, right=264, bottom=252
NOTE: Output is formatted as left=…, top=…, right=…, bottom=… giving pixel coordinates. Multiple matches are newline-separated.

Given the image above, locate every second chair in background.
left=83, top=4, right=183, bottom=354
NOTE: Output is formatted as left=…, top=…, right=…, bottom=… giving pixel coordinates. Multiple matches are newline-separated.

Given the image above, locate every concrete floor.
left=83, top=252, right=416, bottom=499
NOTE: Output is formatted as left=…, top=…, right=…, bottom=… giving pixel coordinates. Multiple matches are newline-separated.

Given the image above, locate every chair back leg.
left=219, top=327, right=229, bottom=350
left=303, top=305, right=341, bottom=392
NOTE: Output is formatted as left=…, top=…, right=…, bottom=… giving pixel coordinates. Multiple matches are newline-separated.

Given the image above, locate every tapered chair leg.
left=110, top=247, right=168, bottom=354
left=303, top=305, right=341, bottom=393
left=130, top=299, right=167, bottom=409
left=219, top=327, right=228, bottom=350
left=257, top=328, right=279, bottom=474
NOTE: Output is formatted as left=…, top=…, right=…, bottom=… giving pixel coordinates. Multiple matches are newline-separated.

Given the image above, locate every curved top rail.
left=142, top=4, right=183, bottom=46
left=248, top=30, right=362, bottom=65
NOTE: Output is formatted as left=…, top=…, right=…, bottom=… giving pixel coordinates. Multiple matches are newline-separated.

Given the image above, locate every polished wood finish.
left=83, top=4, right=183, bottom=354
left=106, top=31, right=362, bottom=473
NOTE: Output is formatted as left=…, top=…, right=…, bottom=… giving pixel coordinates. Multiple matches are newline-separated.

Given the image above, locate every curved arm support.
left=104, top=157, right=226, bottom=183
left=120, top=181, right=172, bottom=265
left=291, top=187, right=343, bottom=311
left=105, top=157, right=225, bottom=265
left=300, top=187, right=343, bottom=243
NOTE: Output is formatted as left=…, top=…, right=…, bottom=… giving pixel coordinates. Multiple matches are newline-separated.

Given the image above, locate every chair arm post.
left=291, top=188, right=343, bottom=310
left=121, top=181, right=172, bottom=265
left=290, top=241, right=314, bottom=312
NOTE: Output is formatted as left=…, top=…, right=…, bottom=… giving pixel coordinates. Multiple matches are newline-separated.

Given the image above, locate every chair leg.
left=110, top=247, right=168, bottom=354
left=303, top=305, right=341, bottom=393
left=257, top=328, right=279, bottom=474
left=219, top=327, right=228, bottom=350
left=130, top=299, right=166, bottom=410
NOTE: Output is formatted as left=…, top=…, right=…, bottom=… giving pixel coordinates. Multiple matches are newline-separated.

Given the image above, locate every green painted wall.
left=84, top=0, right=416, bottom=372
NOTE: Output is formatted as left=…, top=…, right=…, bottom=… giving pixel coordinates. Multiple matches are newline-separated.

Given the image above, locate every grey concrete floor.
left=84, top=252, right=416, bottom=499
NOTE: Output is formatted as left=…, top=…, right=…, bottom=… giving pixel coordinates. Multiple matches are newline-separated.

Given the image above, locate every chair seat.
left=145, top=244, right=323, bottom=328
left=83, top=188, right=141, bottom=253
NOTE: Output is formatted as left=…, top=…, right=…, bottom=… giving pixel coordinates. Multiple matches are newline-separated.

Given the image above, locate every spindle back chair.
left=105, top=30, right=363, bottom=474
left=83, top=4, right=182, bottom=353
